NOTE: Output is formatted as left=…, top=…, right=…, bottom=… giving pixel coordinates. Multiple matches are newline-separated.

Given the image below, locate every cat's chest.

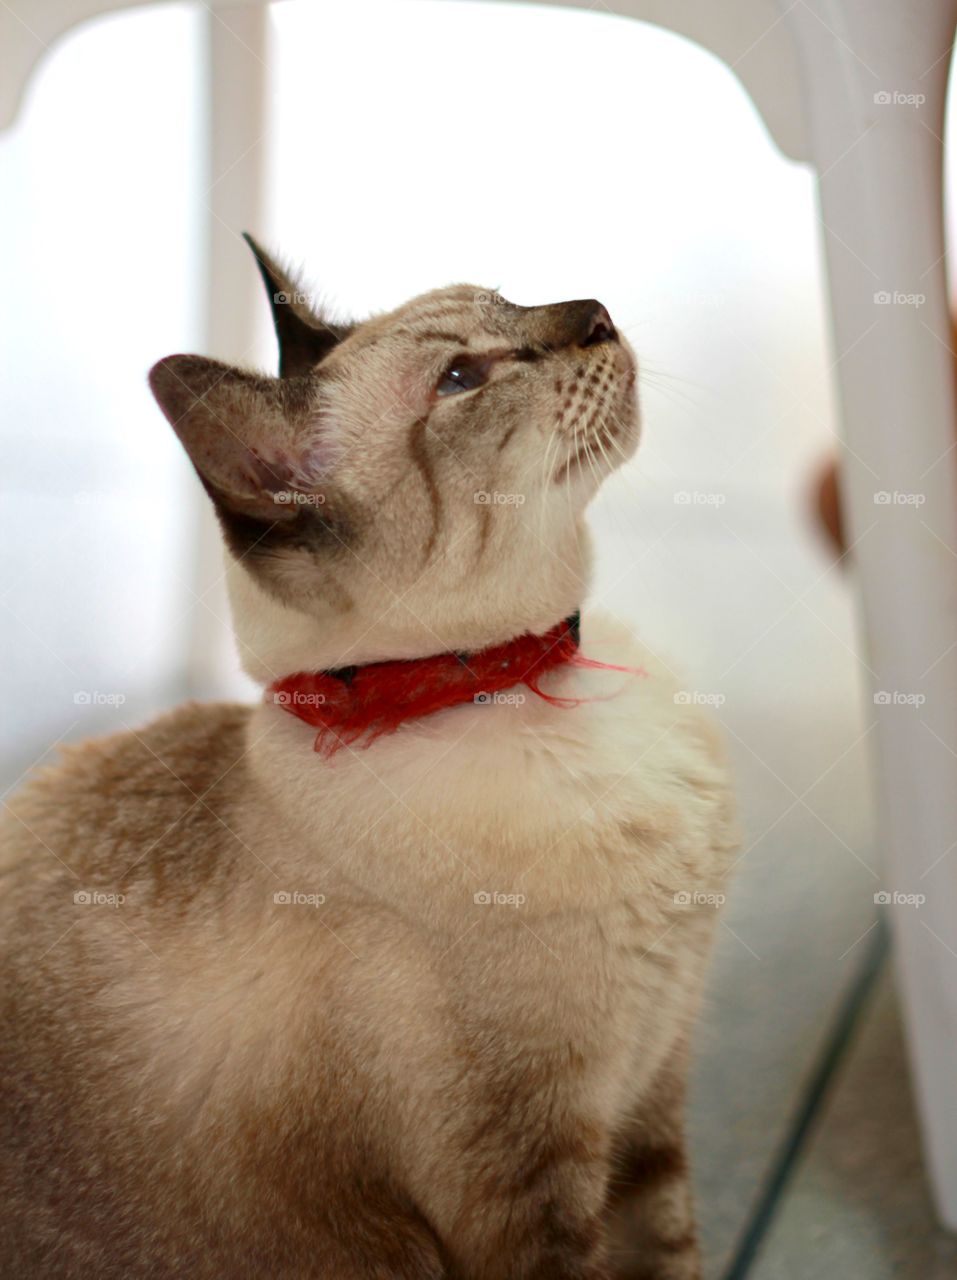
left=249, top=641, right=730, bottom=928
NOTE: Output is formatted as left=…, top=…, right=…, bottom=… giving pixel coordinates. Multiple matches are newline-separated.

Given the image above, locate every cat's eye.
left=435, top=356, right=490, bottom=397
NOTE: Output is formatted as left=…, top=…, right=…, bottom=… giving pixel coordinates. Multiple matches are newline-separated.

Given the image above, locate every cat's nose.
left=537, top=299, right=618, bottom=350
left=577, top=302, right=617, bottom=348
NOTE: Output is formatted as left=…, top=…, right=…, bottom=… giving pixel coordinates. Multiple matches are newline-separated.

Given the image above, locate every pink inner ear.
left=297, top=441, right=339, bottom=486
left=240, top=429, right=339, bottom=498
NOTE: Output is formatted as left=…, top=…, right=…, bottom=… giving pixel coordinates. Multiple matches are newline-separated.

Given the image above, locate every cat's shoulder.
left=4, top=701, right=254, bottom=860
left=24, top=700, right=250, bottom=793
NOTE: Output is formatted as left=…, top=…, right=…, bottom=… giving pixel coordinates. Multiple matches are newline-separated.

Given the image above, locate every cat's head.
left=149, top=238, right=640, bottom=680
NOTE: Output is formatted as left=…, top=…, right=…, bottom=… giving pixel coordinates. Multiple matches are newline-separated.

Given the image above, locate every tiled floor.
left=750, top=967, right=957, bottom=1279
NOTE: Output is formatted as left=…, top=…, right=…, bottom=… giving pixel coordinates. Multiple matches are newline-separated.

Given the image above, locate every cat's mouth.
left=552, top=344, right=638, bottom=486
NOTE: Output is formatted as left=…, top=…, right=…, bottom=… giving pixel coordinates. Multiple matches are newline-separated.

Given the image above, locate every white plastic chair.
left=4, top=0, right=957, bottom=1229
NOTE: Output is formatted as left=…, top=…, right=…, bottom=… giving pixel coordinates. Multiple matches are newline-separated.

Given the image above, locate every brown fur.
left=1, top=254, right=737, bottom=1277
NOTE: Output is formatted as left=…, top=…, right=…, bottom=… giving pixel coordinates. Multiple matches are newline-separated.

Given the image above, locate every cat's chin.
left=555, top=411, right=639, bottom=491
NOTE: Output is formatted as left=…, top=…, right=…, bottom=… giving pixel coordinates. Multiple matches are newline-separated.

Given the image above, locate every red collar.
left=268, top=613, right=581, bottom=756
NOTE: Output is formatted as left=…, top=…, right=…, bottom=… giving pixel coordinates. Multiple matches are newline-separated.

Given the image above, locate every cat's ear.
left=148, top=355, right=338, bottom=523
left=242, top=233, right=351, bottom=378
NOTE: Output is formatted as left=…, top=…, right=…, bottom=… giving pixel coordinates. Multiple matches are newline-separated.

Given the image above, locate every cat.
left=0, top=238, right=737, bottom=1280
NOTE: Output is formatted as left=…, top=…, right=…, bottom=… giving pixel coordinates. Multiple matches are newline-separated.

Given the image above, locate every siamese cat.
left=0, top=238, right=736, bottom=1279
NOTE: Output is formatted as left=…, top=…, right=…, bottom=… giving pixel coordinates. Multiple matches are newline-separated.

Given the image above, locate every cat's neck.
left=225, top=554, right=589, bottom=685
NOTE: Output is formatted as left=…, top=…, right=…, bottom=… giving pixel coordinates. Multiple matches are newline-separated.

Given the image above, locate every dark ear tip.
left=243, top=233, right=287, bottom=302
left=148, top=355, right=174, bottom=396
left=148, top=354, right=190, bottom=396
left=242, top=231, right=270, bottom=269
left=148, top=355, right=223, bottom=419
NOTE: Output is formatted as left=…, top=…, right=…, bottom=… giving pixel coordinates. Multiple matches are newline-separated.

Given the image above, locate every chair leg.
left=782, top=0, right=957, bottom=1228
left=187, top=2, right=271, bottom=697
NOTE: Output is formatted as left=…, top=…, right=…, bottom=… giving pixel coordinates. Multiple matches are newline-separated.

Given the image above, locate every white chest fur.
left=247, top=613, right=732, bottom=930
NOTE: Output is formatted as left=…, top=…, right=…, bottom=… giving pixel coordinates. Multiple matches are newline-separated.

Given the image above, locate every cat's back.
left=1, top=700, right=255, bottom=910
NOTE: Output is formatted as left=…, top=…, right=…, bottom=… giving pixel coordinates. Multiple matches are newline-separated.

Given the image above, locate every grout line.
left=720, top=916, right=890, bottom=1280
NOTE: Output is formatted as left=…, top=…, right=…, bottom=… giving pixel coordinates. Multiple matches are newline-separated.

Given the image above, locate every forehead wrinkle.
left=328, top=295, right=476, bottom=352
left=403, top=309, right=479, bottom=334
left=394, top=328, right=471, bottom=345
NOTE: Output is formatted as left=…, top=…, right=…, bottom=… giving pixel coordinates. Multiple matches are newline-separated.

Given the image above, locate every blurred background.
left=2, top=2, right=955, bottom=1275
